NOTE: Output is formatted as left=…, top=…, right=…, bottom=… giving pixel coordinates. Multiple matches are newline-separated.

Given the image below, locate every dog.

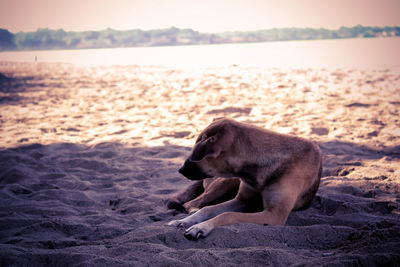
left=168, top=118, right=322, bottom=240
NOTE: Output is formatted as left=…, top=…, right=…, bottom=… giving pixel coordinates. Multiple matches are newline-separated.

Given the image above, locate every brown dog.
left=168, top=118, right=322, bottom=240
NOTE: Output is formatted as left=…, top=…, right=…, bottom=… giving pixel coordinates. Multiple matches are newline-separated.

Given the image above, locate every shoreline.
left=1, top=37, right=400, bottom=69
left=0, top=36, right=398, bottom=53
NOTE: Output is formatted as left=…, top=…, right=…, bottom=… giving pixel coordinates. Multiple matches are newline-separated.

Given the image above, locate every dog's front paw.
left=167, top=211, right=202, bottom=228
left=184, top=222, right=213, bottom=240
left=167, top=219, right=187, bottom=228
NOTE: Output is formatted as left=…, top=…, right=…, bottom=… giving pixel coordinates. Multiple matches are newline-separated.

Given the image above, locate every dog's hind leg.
left=184, top=178, right=240, bottom=213
left=168, top=195, right=247, bottom=229
left=167, top=180, right=204, bottom=212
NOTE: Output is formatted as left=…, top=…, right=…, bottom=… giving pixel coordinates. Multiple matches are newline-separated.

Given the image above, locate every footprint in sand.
left=154, top=189, right=176, bottom=195
left=311, top=127, right=329, bottom=136
left=109, top=198, right=121, bottom=210
left=132, top=181, right=150, bottom=189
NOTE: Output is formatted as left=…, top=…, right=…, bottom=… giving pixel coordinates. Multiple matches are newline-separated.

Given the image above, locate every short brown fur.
left=168, top=118, right=322, bottom=240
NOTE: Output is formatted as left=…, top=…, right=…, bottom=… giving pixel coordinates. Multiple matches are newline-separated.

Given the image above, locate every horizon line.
left=4, top=24, right=400, bottom=34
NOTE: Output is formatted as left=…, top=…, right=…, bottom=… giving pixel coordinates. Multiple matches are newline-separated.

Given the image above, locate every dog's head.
left=179, top=118, right=236, bottom=180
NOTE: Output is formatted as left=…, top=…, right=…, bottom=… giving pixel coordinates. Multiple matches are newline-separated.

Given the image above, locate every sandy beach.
left=0, top=61, right=399, bottom=266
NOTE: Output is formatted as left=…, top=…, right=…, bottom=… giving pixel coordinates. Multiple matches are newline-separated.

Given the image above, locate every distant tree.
left=0, top=28, right=17, bottom=50
left=0, top=25, right=398, bottom=51
left=15, top=28, right=68, bottom=49
left=69, top=38, right=81, bottom=47
left=85, top=31, right=100, bottom=40
left=17, top=31, right=42, bottom=49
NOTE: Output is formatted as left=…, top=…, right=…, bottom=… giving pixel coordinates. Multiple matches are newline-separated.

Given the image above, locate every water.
left=1, top=37, right=399, bottom=69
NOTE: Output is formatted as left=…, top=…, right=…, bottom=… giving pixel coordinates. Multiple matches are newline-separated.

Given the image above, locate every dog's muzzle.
left=179, top=159, right=213, bottom=180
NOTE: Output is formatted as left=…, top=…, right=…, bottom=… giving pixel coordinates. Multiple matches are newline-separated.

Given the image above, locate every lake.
left=1, top=37, right=399, bottom=69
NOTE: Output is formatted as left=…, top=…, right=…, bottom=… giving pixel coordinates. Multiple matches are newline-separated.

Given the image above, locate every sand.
left=0, top=61, right=399, bottom=266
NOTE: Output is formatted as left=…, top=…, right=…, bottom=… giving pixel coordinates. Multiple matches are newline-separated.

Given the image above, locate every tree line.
left=1, top=25, right=399, bottom=51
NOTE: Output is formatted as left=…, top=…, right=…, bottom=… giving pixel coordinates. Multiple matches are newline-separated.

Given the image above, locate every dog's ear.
left=190, top=136, right=221, bottom=162
left=212, top=117, right=225, bottom=122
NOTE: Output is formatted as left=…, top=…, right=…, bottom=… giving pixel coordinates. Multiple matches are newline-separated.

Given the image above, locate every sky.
left=0, top=0, right=399, bottom=33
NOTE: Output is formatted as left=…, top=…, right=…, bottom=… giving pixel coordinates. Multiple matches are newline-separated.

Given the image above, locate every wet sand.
left=0, top=61, right=399, bottom=266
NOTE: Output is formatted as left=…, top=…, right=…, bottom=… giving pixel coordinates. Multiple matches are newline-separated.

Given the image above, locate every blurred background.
left=0, top=0, right=399, bottom=69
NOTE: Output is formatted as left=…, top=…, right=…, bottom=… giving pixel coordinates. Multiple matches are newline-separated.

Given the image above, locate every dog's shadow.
left=319, top=140, right=400, bottom=176
left=287, top=140, right=400, bottom=228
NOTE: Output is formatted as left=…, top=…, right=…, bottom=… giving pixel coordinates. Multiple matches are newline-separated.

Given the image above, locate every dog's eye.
left=208, top=136, right=217, bottom=143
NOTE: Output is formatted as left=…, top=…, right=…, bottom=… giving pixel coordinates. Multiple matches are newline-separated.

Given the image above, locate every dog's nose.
left=178, top=166, right=185, bottom=174
left=179, top=159, right=190, bottom=174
